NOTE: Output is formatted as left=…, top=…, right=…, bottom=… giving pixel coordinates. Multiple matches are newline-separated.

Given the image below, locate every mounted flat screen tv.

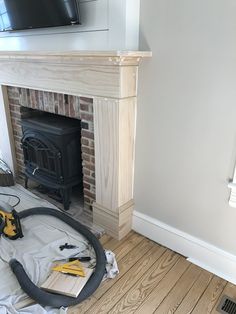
left=0, top=0, right=80, bottom=32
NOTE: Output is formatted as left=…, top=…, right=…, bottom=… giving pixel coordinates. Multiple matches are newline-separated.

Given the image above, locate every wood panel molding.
left=93, top=200, right=134, bottom=240
left=0, top=50, right=151, bottom=239
left=0, top=52, right=149, bottom=99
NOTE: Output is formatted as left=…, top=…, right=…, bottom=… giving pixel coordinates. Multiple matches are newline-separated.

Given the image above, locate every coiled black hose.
left=9, top=207, right=106, bottom=308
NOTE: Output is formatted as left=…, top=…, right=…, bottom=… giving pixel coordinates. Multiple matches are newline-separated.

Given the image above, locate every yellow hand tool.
left=0, top=201, right=23, bottom=240
left=53, top=260, right=85, bottom=277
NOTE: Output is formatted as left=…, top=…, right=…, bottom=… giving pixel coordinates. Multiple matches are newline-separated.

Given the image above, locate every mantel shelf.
left=0, top=50, right=152, bottom=57
left=0, top=50, right=152, bottom=66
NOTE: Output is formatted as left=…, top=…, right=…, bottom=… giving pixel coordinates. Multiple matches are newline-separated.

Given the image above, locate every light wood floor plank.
left=108, top=249, right=180, bottom=314
left=93, top=237, right=153, bottom=300
left=154, top=264, right=202, bottom=313
left=85, top=244, right=167, bottom=314
left=191, top=275, right=227, bottom=314
left=68, top=296, right=97, bottom=314
left=110, top=232, right=143, bottom=261
left=99, top=234, right=112, bottom=246
left=101, top=231, right=132, bottom=252
left=68, top=232, right=143, bottom=314
left=134, top=257, right=190, bottom=314
left=60, top=232, right=236, bottom=314
left=69, top=237, right=152, bottom=313
left=211, top=282, right=236, bottom=314
left=175, top=269, right=213, bottom=314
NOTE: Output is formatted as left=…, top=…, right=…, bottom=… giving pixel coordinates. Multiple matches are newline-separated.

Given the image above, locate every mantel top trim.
left=0, top=50, right=152, bottom=58
left=0, top=51, right=151, bottom=67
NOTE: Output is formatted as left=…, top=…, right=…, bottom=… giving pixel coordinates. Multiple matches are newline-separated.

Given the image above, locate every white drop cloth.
left=104, top=250, right=119, bottom=279
left=0, top=213, right=91, bottom=314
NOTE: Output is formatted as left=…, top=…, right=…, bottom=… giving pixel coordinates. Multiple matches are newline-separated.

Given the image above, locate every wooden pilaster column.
left=93, top=97, right=137, bottom=239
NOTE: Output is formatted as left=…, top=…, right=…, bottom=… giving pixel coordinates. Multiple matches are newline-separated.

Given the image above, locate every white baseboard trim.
left=132, top=210, right=236, bottom=285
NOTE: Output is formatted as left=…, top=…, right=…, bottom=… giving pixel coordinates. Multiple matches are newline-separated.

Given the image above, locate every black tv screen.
left=0, top=0, right=80, bottom=32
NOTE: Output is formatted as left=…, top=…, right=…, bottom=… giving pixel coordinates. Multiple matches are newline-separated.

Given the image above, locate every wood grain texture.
left=0, top=62, right=123, bottom=98
left=41, top=268, right=93, bottom=298
left=191, top=276, right=227, bottom=314
left=175, top=270, right=213, bottom=314
left=154, top=264, right=202, bottom=313
left=118, top=98, right=137, bottom=205
left=93, top=201, right=134, bottom=239
left=93, top=97, right=137, bottom=238
left=14, top=235, right=233, bottom=314
left=86, top=246, right=167, bottom=314
left=92, top=97, right=136, bottom=237
left=68, top=296, right=97, bottom=314
left=0, top=52, right=149, bottom=98
left=68, top=233, right=149, bottom=314
left=101, top=230, right=131, bottom=252
left=99, top=234, right=112, bottom=246
left=107, top=231, right=143, bottom=261
left=93, top=97, right=118, bottom=209
left=109, top=250, right=180, bottom=314
left=134, top=257, right=190, bottom=314
left=211, top=282, right=236, bottom=314
left=0, top=50, right=152, bottom=59
left=94, top=237, right=154, bottom=300
left=92, top=97, right=136, bottom=210
left=120, top=66, right=138, bottom=98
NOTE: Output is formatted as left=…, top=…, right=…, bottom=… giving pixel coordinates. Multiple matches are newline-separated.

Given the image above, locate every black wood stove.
left=21, top=113, right=83, bottom=210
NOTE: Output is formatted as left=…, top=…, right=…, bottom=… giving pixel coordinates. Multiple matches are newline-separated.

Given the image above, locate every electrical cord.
left=0, top=159, right=17, bottom=206
left=0, top=193, right=20, bottom=207
left=0, top=159, right=12, bottom=174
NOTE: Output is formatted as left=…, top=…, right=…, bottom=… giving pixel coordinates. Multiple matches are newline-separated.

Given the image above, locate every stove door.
left=21, top=131, right=63, bottom=184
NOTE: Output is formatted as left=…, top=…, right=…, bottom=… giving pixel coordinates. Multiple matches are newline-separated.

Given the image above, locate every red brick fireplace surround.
left=0, top=51, right=151, bottom=239
left=8, top=87, right=95, bottom=206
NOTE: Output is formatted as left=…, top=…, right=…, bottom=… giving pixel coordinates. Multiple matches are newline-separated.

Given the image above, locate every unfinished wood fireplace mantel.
left=0, top=50, right=151, bottom=239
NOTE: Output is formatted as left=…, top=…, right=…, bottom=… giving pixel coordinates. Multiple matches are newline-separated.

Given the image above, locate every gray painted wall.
left=135, top=0, right=236, bottom=254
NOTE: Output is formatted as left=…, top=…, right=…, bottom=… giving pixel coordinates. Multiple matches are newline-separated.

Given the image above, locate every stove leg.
left=25, top=176, right=28, bottom=189
left=60, top=188, right=71, bottom=211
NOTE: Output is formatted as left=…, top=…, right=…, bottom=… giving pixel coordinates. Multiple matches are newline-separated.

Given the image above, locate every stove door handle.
left=32, top=167, right=39, bottom=175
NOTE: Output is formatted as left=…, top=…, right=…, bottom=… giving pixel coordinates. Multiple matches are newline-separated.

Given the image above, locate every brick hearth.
left=7, top=86, right=95, bottom=206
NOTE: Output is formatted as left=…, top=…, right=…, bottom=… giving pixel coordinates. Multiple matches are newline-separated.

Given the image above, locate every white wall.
left=0, top=0, right=140, bottom=51
left=135, top=0, right=236, bottom=257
